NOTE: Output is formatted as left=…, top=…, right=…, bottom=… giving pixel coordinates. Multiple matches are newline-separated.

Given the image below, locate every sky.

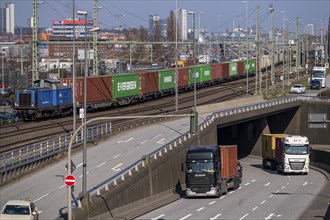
left=4, top=0, right=330, bottom=34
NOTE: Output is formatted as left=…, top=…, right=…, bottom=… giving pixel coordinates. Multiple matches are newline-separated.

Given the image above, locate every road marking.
left=97, top=162, right=106, bottom=168
left=58, top=185, right=66, bottom=189
left=251, top=179, right=256, bottom=182
left=209, top=201, right=216, bottom=205
left=220, top=195, right=226, bottom=199
left=228, top=191, right=234, bottom=194
left=260, top=200, right=266, bottom=205
left=264, top=182, right=271, bottom=187
left=77, top=163, right=83, bottom=167
left=79, top=175, right=83, bottom=178
left=281, top=186, right=286, bottom=189
left=239, top=213, right=249, bottom=220
left=303, top=182, right=308, bottom=186
left=287, top=182, right=290, bottom=185
left=275, top=190, right=280, bottom=193
left=157, top=138, right=166, bottom=144
left=268, top=194, right=274, bottom=198
left=140, top=140, right=148, bottom=145
left=244, top=182, right=250, bottom=186
left=152, top=214, right=165, bottom=220
left=113, top=154, right=121, bottom=159
left=153, top=134, right=162, bottom=139
left=117, top=137, right=133, bottom=143
left=210, top=213, right=222, bottom=220
left=238, top=186, right=243, bottom=190
left=112, top=163, right=123, bottom=171
left=180, top=214, right=192, bottom=220
left=265, top=213, right=274, bottom=220
left=196, top=207, right=205, bottom=211
left=252, top=206, right=258, bottom=211
left=34, top=193, right=49, bottom=202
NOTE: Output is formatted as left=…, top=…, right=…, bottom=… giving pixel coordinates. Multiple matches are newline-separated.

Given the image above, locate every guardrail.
left=71, top=96, right=305, bottom=206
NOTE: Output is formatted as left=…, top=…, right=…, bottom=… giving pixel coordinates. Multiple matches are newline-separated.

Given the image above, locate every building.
left=0, top=7, right=5, bottom=35
left=306, top=24, right=314, bottom=35
left=51, top=18, right=93, bottom=39
left=5, top=2, right=14, bottom=34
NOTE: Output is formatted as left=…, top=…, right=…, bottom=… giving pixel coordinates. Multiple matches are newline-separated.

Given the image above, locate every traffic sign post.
left=65, top=175, right=76, bottom=187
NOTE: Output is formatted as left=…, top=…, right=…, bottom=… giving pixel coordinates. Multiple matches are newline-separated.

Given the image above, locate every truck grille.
left=289, top=162, right=305, bottom=170
left=19, top=93, right=32, bottom=107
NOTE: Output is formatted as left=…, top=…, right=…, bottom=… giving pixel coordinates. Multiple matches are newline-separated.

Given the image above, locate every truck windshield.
left=312, top=71, right=325, bottom=78
left=285, top=144, right=309, bottom=155
left=187, top=162, right=214, bottom=172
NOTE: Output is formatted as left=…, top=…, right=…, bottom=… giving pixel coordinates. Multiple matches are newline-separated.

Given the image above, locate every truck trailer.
left=262, top=134, right=311, bottom=174
left=185, top=145, right=242, bottom=198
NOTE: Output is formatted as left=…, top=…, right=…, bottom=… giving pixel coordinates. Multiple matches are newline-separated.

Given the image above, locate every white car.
left=290, top=84, right=306, bottom=94
left=0, top=200, right=40, bottom=220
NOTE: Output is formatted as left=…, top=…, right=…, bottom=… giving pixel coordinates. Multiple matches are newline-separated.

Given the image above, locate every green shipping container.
left=229, top=61, right=238, bottom=77
left=159, top=69, right=175, bottom=90
left=200, top=65, right=212, bottom=82
left=188, top=65, right=202, bottom=85
left=244, top=59, right=256, bottom=73
left=112, top=74, right=140, bottom=99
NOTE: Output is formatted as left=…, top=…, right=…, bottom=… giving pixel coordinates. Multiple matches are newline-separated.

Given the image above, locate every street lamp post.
left=188, top=11, right=196, bottom=113
left=77, top=10, right=88, bottom=195
left=242, top=1, right=249, bottom=94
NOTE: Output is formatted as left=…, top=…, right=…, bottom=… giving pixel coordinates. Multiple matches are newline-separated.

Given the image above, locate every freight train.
left=14, top=55, right=283, bottom=120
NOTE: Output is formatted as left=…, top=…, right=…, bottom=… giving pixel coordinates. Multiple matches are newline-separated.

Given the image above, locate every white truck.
left=311, top=66, right=326, bottom=88
left=262, top=134, right=311, bottom=174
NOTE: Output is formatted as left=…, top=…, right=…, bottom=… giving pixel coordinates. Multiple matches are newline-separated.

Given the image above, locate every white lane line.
left=97, top=162, right=106, bottom=168
left=220, top=195, right=226, bottom=199
left=238, top=186, right=243, bottom=190
left=153, top=134, right=162, bottom=139
left=79, top=175, right=83, bottom=178
left=228, top=191, right=235, bottom=194
left=140, top=140, right=148, bottom=145
left=58, top=185, right=66, bottom=189
left=265, top=213, right=275, bottom=220
left=156, top=138, right=166, bottom=144
left=268, top=194, right=274, bottom=198
left=34, top=193, right=49, bottom=202
left=180, top=214, right=192, bottom=220
left=76, top=163, right=83, bottom=168
left=111, top=163, right=123, bottom=171
left=113, top=154, right=121, bottom=159
left=251, top=179, right=256, bottom=182
left=264, top=182, right=271, bottom=187
left=275, top=190, right=280, bottom=193
left=239, top=213, right=249, bottom=220
left=287, top=182, right=290, bottom=185
left=210, top=213, right=222, bottom=220
left=252, top=206, right=258, bottom=211
left=117, top=137, right=134, bottom=143
left=209, top=201, right=216, bottom=205
left=281, top=186, right=286, bottom=189
left=303, top=182, right=308, bottom=186
left=244, top=182, right=250, bottom=186
left=260, top=200, right=266, bottom=205
left=152, top=214, right=165, bottom=220
left=196, top=207, right=205, bottom=212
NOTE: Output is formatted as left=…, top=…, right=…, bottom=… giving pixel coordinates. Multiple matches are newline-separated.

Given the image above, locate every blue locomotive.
left=15, top=79, right=73, bottom=120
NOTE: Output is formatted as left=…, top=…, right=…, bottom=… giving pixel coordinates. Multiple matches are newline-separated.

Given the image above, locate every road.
left=136, top=156, right=328, bottom=220
left=0, top=100, right=328, bottom=219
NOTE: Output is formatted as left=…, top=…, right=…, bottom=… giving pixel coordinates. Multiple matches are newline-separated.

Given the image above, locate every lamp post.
left=197, top=12, right=203, bottom=56
left=280, top=11, right=285, bottom=84
left=77, top=10, right=88, bottom=195
left=188, top=11, right=196, bottom=113
left=242, top=1, right=249, bottom=94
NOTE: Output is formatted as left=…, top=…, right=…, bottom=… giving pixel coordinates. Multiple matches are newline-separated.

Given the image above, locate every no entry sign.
left=64, top=175, right=76, bottom=187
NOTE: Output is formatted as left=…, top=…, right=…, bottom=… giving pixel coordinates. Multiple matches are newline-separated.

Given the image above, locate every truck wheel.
left=262, top=159, right=267, bottom=169
left=270, top=162, right=276, bottom=170
left=222, top=184, right=228, bottom=195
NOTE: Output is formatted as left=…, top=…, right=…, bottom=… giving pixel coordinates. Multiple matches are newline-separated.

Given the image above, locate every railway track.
left=0, top=62, right=309, bottom=153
